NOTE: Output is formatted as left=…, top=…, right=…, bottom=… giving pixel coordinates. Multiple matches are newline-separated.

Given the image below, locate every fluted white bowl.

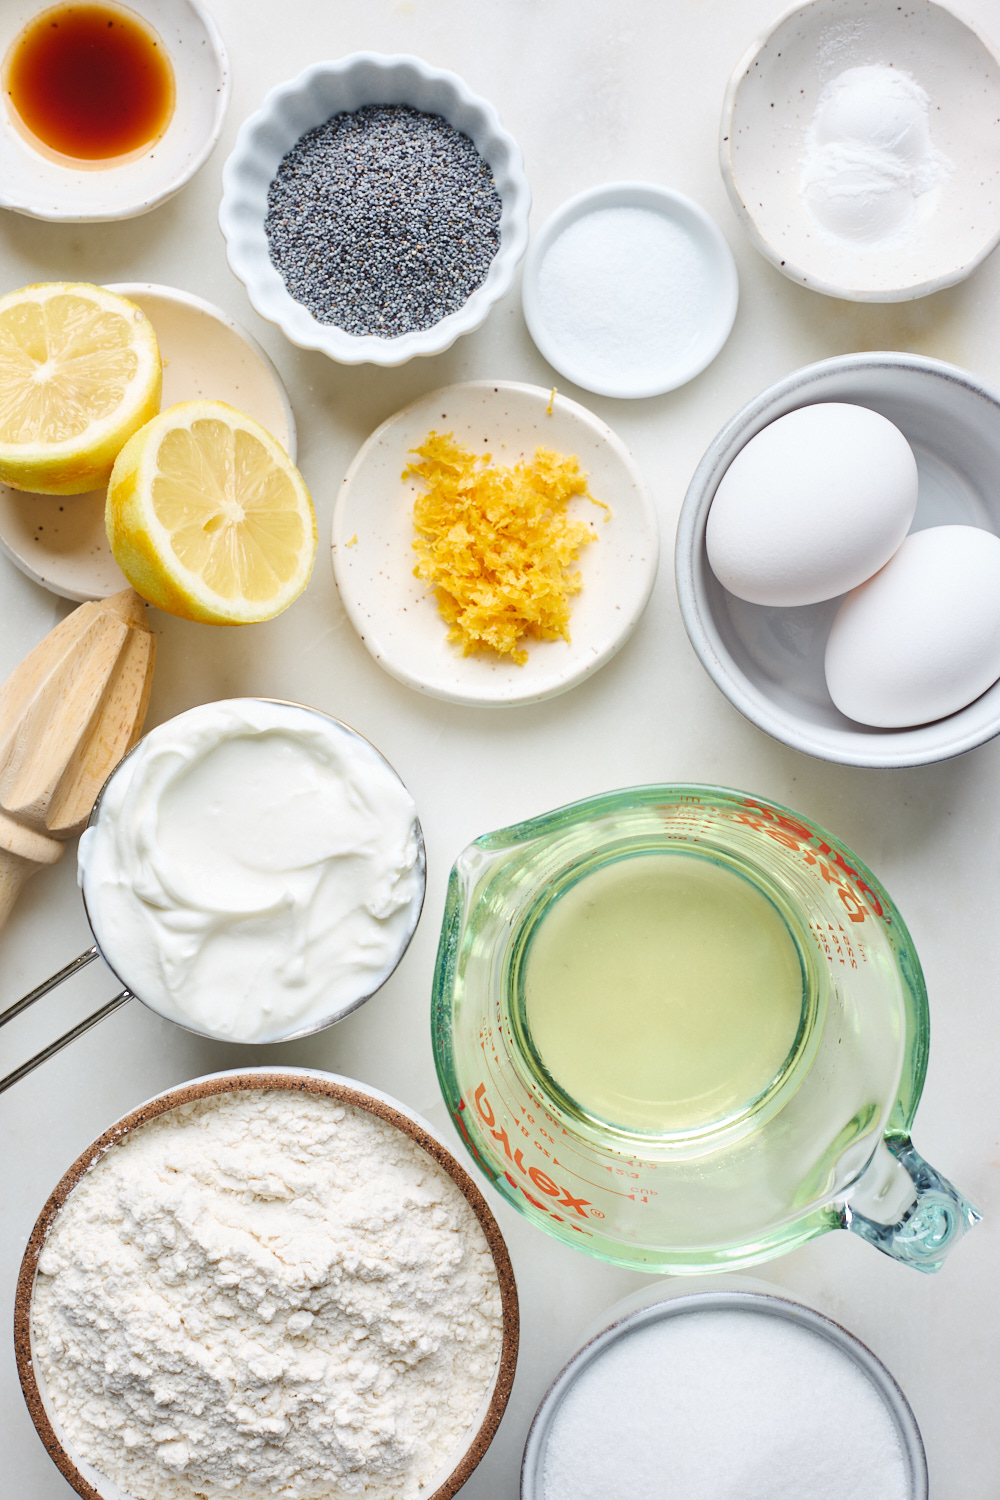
left=219, top=54, right=531, bottom=366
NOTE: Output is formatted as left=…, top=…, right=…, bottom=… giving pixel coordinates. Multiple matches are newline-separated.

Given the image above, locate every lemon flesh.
left=107, top=401, right=317, bottom=625
left=0, top=282, right=162, bottom=494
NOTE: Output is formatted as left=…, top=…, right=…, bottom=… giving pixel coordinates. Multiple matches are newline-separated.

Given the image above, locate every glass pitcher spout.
left=841, top=1135, right=981, bottom=1274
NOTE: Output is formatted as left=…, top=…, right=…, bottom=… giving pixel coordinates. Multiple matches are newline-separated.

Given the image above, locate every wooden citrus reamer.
left=0, top=587, right=155, bottom=925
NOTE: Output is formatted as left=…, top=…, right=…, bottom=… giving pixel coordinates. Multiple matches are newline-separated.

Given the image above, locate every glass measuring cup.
left=432, top=785, right=978, bottom=1274
left=0, top=699, right=425, bottom=1093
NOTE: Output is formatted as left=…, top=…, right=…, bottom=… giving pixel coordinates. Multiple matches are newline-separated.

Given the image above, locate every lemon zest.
left=405, top=430, right=607, bottom=665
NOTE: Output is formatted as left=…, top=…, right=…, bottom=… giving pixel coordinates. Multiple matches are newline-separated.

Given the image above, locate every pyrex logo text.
left=473, top=1084, right=593, bottom=1222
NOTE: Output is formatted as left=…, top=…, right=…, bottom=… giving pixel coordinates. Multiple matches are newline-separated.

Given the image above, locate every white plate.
left=331, top=381, right=659, bottom=706
left=521, top=183, right=738, bottom=399
left=0, top=0, right=230, bottom=222
left=0, top=284, right=296, bottom=602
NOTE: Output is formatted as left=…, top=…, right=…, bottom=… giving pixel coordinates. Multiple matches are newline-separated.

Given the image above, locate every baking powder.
left=800, top=65, right=951, bottom=250
left=32, top=1089, right=503, bottom=1500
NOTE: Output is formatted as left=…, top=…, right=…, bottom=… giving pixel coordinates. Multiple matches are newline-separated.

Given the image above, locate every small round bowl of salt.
left=521, top=182, right=739, bottom=399
left=522, top=1290, right=927, bottom=1500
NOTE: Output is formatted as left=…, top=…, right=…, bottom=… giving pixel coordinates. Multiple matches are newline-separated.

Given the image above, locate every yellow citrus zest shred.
left=405, top=430, right=609, bottom=666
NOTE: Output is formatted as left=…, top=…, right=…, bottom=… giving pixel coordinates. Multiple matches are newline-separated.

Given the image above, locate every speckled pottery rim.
left=15, top=1066, right=520, bottom=1500
left=520, top=1291, right=927, bottom=1500
left=719, top=0, right=1000, bottom=302
left=219, top=52, right=531, bottom=366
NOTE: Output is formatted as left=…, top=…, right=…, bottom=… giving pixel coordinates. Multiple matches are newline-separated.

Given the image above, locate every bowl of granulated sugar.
left=522, top=1290, right=926, bottom=1500
left=16, top=1067, right=519, bottom=1500
left=522, top=182, right=739, bottom=399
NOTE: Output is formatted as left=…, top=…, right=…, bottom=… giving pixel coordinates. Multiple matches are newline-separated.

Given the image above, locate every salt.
left=536, top=206, right=709, bottom=386
left=541, top=1309, right=910, bottom=1500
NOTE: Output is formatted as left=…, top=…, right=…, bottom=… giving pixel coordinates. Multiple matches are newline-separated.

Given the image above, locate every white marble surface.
left=2, top=2, right=999, bottom=1496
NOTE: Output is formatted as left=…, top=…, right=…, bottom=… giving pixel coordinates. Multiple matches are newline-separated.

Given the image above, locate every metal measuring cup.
left=0, top=699, right=426, bottom=1094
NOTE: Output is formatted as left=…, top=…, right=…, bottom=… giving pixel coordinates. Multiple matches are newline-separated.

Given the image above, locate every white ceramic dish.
left=331, top=381, right=659, bottom=706
left=720, top=0, right=1000, bottom=301
left=520, top=1291, right=927, bottom=1500
left=219, top=53, right=531, bottom=367
left=16, top=1066, right=519, bottom=1500
left=676, top=352, right=1000, bottom=767
left=0, top=284, right=296, bottom=602
left=0, top=0, right=229, bottom=222
left=521, top=182, right=739, bottom=398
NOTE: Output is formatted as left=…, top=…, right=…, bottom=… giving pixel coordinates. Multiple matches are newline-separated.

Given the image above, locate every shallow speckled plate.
left=331, top=381, right=659, bottom=706
left=720, top=0, right=1000, bottom=301
left=0, top=284, right=296, bottom=602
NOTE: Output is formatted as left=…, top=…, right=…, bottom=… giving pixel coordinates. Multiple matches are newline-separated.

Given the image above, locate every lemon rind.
left=107, top=400, right=317, bottom=626
left=0, top=282, right=163, bottom=495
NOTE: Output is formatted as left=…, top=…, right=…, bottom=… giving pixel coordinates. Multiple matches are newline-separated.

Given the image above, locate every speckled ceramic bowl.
left=16, top=1067, right=519, bottom=1500
left=720, top=0, right=1000, bottom=301
left=219, top=53, right=531, bottom=366
left=0, top=0, right=230, bottom=221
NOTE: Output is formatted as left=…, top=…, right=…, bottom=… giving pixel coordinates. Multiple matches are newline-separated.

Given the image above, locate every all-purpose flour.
left=32, top=1090, right=503, bottom=1500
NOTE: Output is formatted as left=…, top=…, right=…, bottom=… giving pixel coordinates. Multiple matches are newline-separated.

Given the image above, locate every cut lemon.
left=106, top=400, right=317, bottom=625
left=0, top=282, right=162, bottom=495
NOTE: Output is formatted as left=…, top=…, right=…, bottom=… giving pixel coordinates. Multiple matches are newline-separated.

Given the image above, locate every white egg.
left=825, top=526, right=1000, bottom=728
left=706, top=403, right=918, bottom=606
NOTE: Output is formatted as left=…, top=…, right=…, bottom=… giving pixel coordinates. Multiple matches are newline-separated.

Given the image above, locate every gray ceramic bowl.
left=521, top=1291, right=927, bottom=1500
left=676, top=352, right=1000, bottom=767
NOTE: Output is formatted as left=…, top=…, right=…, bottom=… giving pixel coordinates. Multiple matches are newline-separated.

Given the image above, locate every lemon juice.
left=520, top=852, right=805, bottom=1133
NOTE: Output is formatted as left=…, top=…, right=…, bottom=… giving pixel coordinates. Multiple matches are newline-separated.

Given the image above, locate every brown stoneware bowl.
left=16, top=1067, right=519, bottom=1500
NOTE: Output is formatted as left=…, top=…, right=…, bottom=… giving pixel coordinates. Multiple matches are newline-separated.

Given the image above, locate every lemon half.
left=106, top=401, right=317, bottom=625
left=0, top=282, right=162, bottom=494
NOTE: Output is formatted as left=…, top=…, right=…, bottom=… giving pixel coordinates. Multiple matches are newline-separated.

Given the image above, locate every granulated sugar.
left=541, top=1308, right=910, bottom=1500
left=536, top=206, right=709, bottom=386
left=32, top=1089, right=503, bottom=1500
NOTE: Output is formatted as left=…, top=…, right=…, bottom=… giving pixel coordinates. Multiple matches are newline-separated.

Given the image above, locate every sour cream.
left=78, top=699, right=423, bottom=1043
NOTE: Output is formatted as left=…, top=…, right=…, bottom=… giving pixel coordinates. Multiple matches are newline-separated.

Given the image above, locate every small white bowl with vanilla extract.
left=0, top=0, right=229, bottom=220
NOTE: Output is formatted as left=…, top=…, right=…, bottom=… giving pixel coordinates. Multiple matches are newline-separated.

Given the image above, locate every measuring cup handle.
left=0, top=947, right=132, bottom=1095
left=842, top=1135, right=980, bottom=1273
